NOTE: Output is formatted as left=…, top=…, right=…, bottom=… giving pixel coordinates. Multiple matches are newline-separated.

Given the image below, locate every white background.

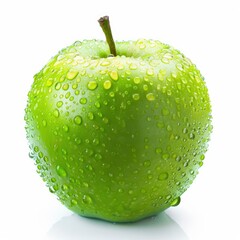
left=0, top=0, right=239, bottom=239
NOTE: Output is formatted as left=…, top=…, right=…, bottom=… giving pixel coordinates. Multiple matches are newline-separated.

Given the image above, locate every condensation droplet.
left=176, top=156, right=182, bottom=162
left=62, top=184, right=69, bottom=191
left=162, top=153, right=169, bottom=160
left=183, top=128, right=188, bottom=134
left=146, top=93, right=155, bottom=101
left=87, top=81, right=98, bottom=90
left=95, top=101, right=101, bottom=108
left=132, top=93, right=140, bottom=100
left=144, top=160, right=151, bottom=167
left=129, top=63, right=137, bottom=70
left=53, top=109, right=60, bottom=118
left=62, top=83, right=69, bottom=90
left=71, top=199, right=78, bottom=205
left=46, top=79, right=53, bottom=87
left=66, top=69, right=78, bottom=80
left=82, top=195, right=92, bottom=204
left=55, top=82, right=61, bottom=90
left=110, top=71, right=118, bottom=81
left=128, top=190, right=133, bottom=195
left=146, top=68, right=154, bottom=76
left=80, top=98, right=87, bottom=104
left=57, top=101, right=63, bottom=108
left=171, top=196, right=181, bottom=206
left=189, top=133, right=195, bottom=139
left=101, top=60, right=111, bottom=66
left=158, top=172, right=169, bottom=181
left=155, top=148, right=162, bottom=154
left=74, top=115, right=82, bottom=125
left=56, top=165, right=67, bottom=177
left=87, top=112, right=94, bottom=120
left=103, top=80, right=112, bottom=89
left=63, top=125, right=69, bottom=132
left=42, top=120, right=47, bottom=127
left=162, top=108, right=169, bottom=116
left=133, top=77, right=141, bottom=84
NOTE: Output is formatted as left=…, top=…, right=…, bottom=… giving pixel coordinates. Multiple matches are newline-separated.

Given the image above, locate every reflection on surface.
left=47, top=212, right=189, bottom=240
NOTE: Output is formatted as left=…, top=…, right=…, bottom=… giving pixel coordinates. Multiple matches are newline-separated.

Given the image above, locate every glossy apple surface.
left=25, top=39, right=212, bottom=222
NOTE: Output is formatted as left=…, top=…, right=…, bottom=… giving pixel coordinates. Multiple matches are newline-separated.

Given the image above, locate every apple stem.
left=98, top=16, right=117, bottom=56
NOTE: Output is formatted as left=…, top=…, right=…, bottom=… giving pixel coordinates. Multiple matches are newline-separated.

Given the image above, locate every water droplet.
left=171, top=196, right=181, bottom=206
left=132, top=93, right=140, bottom=100
left=93, top=138, right=99, bottom=145
left=189, top=133, right=195, bottom=139
left=166, top=195, right=172, bottom=200
left=63, top=125, right=69, bottom=132
left=146, top=68, right=154, bottom=76
left=183, top=128, right=188, bottom=134
left=103, top=80, right=112, bottom=89
left=66, top=69, right=78, bottom=80
left=129, top=63, right=137, bottom=70
left=71, top=199, right=78, bottom=205
left=94, top=153, right=102, bottom=160
left=87, top=112, right=94, bottom=120
left=200, top=154, right=205, bottom=160
left=55, top=82, right=61, bottom=90
left=166, top=125, right=172, bottom=131
left=56, top=165, right=67, bottom=177
left=118, top=188, right=123, bottom=193
left=146, top=93, right=155, bottom=101
left=62, top=83, right=69, bottom=90
left=42, top=120, right=47, bottom=127
left=101, top=60, right=111, bottom=66
left=155, top=148, right=162, bottom=154
left=158, top=172, right=169, bottom=181
left=175, top=64, right=183, bottom=74
left=184, top=161, right=189, bottom=167
left=110, top=71, right=118, bottom=81
left=61, top=184, right=68, bottom=191
left=46, top=79, right=53, bottom=87
left=128, top=190, right=133, bottom=195
left=94, top=101, right=101, bottom=108
left=162, top=108, right=169, bottom=116
left=57, top=101, right=63, bottom=108
left=109, top=91, right=115, bottom=97
left=137, top=40, right=146, bottom=49
left=80, top=97, right=87, bottom=104
left=72, top=83, right=78, bottom=89
left=102, top=117, right=109, bottom=124
left=162, top=153, right=169, bottom=160
left=38, top=152, right=43, bottom=158
left=87, top=81, right=98, bottom=90
left=34, top=146, right=39, bottom=152
left=133, top=77, right=141, bottom=84
left=176, top=156, right=181, bottom=162
left=142, top=84, right=148, bottom=91
left=144, top=160, right=151, bottom=167
left=161, top=57, right=170, bottom=64
left=82, top=195, right=92, bottom=204
left=53, top=109, right=60, bottom=118
left=49, top=186, right=56, bottom=193
left=148, top=174, right=153, bottom=179
left=74, top=115, right=82, bottom=125
left=87, top=165, right=93, bottom=171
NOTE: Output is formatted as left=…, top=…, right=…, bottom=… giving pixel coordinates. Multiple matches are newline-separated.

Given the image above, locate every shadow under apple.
left=47, top=212, right=189, bottom=240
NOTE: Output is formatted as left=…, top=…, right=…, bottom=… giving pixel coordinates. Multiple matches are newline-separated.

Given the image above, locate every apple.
left=25, top=16, right=212, bottom=222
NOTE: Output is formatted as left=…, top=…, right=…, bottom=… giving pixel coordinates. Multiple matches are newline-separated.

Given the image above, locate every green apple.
left=25, top=16, right=212, bottom=222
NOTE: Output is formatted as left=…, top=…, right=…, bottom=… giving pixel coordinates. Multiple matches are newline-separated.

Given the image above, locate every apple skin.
left=25, top=39, right=212, bottom=222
